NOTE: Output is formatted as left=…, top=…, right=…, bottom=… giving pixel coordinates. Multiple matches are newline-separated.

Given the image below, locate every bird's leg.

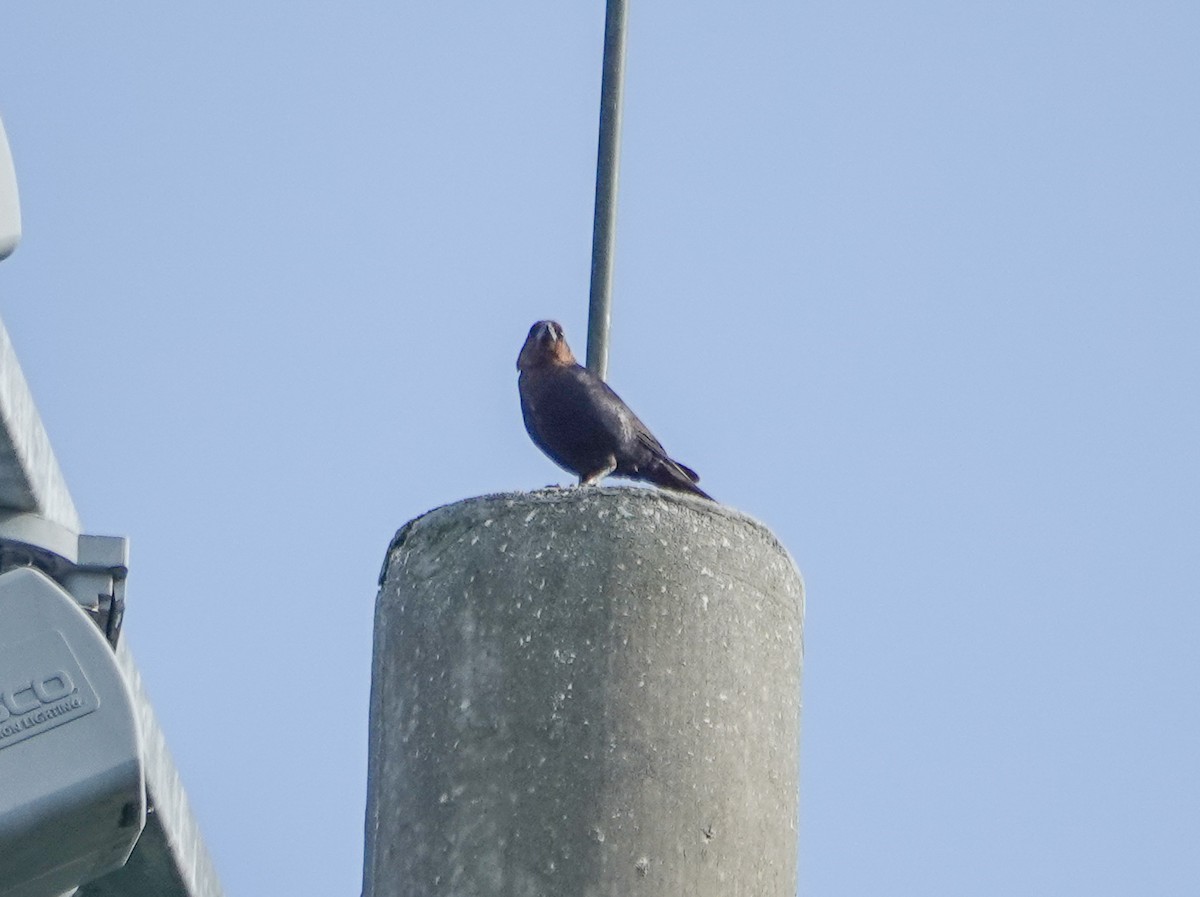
left=579, top=455, right=617, bottom=486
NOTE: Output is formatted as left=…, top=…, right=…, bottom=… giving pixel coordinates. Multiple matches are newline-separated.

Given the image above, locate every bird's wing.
left=633, top=422, right=669, bottom=458
left=583, top=372, right=678, bottom=463
left=565, top=366, right=640, bottom=438
left=522, top=365, right=629, bottom=452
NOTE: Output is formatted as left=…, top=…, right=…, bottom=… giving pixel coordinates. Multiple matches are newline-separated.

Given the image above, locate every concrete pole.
left=362, top=487, right=804, bottom=897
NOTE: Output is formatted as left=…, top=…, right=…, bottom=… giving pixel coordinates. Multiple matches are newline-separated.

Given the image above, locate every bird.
left=517, top=320, right=713, bottom=501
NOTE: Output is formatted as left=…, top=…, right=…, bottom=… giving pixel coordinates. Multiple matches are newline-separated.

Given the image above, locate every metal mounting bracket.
left=0, top=519, right=129, bottom=657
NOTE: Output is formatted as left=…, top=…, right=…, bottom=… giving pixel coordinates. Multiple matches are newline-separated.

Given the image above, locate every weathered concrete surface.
left=363, top=487, right=803, bottom=897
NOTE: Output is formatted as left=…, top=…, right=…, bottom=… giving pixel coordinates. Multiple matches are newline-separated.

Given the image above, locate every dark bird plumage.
left=517, top=320, right=713, bottom=501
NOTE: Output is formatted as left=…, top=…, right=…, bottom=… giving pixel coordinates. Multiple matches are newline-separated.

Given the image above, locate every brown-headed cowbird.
left=517, top=320, right=713, bottom=500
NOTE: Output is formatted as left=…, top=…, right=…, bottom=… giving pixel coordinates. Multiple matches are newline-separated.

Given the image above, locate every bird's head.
left=517, top=320, right=576, bottom=370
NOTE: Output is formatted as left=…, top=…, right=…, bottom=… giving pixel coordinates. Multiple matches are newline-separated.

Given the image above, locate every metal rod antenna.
left=586, top=0, right=628, bottom=380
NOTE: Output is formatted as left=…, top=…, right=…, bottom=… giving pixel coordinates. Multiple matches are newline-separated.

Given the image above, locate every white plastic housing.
left=0, top=115, right=19, bottom=262
left=0, top=567, right=145, bottom=897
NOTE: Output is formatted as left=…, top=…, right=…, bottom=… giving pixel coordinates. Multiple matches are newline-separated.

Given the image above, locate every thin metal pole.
left=586, top=0, right=628, bottom=380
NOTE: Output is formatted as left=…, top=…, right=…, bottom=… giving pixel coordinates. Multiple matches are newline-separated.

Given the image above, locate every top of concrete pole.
left=380, top=486, right=803, bottom=604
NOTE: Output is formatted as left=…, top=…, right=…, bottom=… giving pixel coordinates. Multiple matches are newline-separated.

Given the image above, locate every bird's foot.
left=579, top=457, right=618, bottom=486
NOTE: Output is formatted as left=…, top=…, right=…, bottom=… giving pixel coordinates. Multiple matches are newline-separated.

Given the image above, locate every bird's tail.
left=646, top=457, right=714, bottom=501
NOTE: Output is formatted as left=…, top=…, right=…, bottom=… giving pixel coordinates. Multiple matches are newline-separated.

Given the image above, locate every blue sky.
left=2, top=3, right=1198, bottom=894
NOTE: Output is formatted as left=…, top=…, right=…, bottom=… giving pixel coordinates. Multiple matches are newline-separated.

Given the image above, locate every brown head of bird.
left=517, top=320, right=576, bottom=371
